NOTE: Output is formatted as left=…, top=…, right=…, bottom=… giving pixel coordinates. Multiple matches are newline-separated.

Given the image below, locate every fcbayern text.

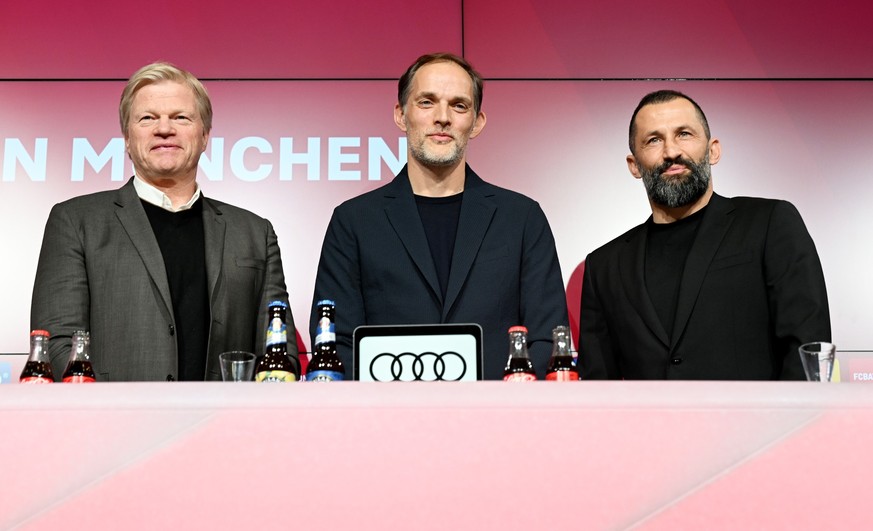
left=2, top=136, right=407, bottom=182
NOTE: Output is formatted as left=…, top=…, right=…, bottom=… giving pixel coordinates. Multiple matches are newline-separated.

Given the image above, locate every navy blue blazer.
left=311, top=164, right=568, bottom=380
left=579, top=193, right=831, bottom=380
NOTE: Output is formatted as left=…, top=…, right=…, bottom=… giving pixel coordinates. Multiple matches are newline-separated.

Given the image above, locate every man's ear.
left=627, top=153, right=641, bottom=179
left=708, top=138, right=721, bottom=165
left=469, top=110, right=487, bottom=139
left=394, top=103, right=407, bottom=132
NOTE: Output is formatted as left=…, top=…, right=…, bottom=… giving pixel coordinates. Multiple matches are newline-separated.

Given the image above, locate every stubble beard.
left=408, top=134, right=465, bottom=168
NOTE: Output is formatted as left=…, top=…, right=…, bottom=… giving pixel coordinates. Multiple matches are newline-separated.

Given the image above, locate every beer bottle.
left=305, top=299, right=345, bottom=382
left=20, top=329, right=54, bottom=383
left=503, top=326, right=537, bottom=381
left=255, top=301, right=298, bottom=382
left=62, top=330, right=96, bottom=383
left=546, top=325, right=580, bottom=381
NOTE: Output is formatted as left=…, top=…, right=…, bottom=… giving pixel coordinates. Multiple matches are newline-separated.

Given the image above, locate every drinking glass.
left=798, top=342, right=836, bottom=382
left=219, top=351, right=256, bottom=382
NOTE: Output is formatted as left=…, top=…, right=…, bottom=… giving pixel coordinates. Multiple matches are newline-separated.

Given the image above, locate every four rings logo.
left=369, top=351, right=468, bottom=381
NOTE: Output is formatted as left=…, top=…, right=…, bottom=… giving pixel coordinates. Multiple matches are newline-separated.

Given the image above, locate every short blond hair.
left=119, top=61, right=213, bottom=135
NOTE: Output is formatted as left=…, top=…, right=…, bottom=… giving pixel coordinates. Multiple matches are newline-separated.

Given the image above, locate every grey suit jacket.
left=579, top=193, right=831, bottom=380
left=311, top=165, right=568, bottom=380
left=31, top=178, right=296, bottom=381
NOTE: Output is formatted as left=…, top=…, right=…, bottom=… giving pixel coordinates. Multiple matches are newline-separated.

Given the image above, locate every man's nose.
left=434, top=103, right=451, bottom=125
left=154, top=116, right=174, bottom=135
left=663, top=138, right=682, bottom=160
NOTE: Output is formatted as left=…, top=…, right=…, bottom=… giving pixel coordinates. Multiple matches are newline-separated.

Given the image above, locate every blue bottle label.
left=305, top=370, right=344, bottom=382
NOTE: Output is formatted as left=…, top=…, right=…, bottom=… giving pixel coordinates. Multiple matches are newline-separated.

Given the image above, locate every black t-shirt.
left=645, top=207, right=707, bottom=341
left=415, top=192, right=463, bottom=301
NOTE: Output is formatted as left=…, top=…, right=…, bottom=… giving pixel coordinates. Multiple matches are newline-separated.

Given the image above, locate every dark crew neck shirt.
left=141, top=198, right=209, bottom=380
left=645, top=207, right=707, bottom=341
left=415, top=192, right=463, bottom=300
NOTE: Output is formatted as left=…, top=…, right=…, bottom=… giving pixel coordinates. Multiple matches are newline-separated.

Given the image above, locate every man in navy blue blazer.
left=579, top=90, right=830, bottom=380
left=311, top=53, right=568, bottom=380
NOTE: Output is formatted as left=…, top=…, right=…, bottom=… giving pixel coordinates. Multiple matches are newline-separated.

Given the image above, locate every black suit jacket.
left=311, top=165, right=568, bottom=380
left=579, top=193, right=830, bottom=380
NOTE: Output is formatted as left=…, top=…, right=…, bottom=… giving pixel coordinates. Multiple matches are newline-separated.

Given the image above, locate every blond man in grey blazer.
left=31, top=62, right=296, bottom=381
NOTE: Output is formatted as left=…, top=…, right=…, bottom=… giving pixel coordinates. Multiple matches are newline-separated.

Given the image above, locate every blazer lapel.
left=201, top=197, right=226, bottom=309
left=671, top=194, right=734, bottom=348
left=383, top=171, right=442, bottom=302
left=443, top=170, right=495, bottom=319
left=113, top=179, right=173, bottom=317
left=619, top=223, right=670, bottom=347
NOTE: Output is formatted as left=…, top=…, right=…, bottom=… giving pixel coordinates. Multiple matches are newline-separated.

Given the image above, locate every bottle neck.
left=70, top=334, right=91, bottom=361
left=508, top=332, right=530, bottom=358
left=266, top=318, right=287, bottom=347
left=551, top=330, right=572, bottom=357
left=29, top=336, right=50, bottom=362
left=314, top=313, right=336, bottom=348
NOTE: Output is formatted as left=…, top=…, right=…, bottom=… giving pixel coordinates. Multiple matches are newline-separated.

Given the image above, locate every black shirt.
left=141, top=198, right=209, bottom=380
left=645, top=207, right=707, bottom=341
left=415, top=193, right=463, bottom=301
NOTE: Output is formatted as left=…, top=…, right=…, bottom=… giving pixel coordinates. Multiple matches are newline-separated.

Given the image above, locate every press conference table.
left=2, top=381, right=871, bottom=530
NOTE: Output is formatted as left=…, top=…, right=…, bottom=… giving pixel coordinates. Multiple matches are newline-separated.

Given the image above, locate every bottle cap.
left=316, top=299, right=336, bottom=307
left=30, top=329, right=50, bottom=337
left=268, top=300, right=288, bottom=308
left=508, top=326, right=528, bottom=334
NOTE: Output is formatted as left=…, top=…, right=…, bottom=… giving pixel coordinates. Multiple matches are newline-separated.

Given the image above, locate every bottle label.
left=545, top=371, right=579, bottom=381
left=266, top=318, right=287, bottom=347
left=255, top=370, right=297, bottom=382
left=63, top=375, right=96, bottom=383
left=503, top=373, right=537, bottom=382
left=305, top=370, right=344, bottom=382
left=20, top=376, right=53, bottom=384
left=314, top=317, right=335, bottom=346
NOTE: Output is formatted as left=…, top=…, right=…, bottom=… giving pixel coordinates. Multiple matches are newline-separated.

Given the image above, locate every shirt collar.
left=133, top=176, right=202, bottom=212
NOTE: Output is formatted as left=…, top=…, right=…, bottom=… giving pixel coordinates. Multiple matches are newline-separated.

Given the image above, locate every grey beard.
left=640, top=154, right=711, bottom=208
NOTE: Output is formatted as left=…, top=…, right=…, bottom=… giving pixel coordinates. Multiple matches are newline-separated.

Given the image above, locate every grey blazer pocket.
left=235, top=257, right=266, bottom=270
left=709, top=251, right=754, bottom=272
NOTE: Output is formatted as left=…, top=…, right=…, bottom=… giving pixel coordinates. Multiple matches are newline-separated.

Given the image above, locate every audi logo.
left=369, top=351, right=467, bottom=381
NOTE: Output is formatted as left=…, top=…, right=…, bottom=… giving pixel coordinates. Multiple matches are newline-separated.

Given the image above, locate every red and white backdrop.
left=2, top=0, right=871, bottom=353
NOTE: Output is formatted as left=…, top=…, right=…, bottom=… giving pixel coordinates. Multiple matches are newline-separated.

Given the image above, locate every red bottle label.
left=20, top=376, right=53, bottom=384
left=504, top=373, right=537, bottom=382
left=546, top=371, right=579, bottom=381
left=63, top=375, right=96, bottom=383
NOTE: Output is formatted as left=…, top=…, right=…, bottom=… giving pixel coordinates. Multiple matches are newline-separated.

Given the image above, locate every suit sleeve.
left=260, top=218, right=299, bottom=369
left=577, top=256, right=620, bottom=379
left=764, top=201, right=831, bottom=380
left=30, top=204, right=90, bottom=380
left=519, top=203, right=569, bottom=377
left=311, top=206, right=363, bottom=377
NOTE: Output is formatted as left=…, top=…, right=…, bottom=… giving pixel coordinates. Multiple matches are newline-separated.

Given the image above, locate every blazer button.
left=167, top=374, right=176, bottom=381
left=670, top=357, right=683, bottom=365
left=169, top=324, right=175, bottom=336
